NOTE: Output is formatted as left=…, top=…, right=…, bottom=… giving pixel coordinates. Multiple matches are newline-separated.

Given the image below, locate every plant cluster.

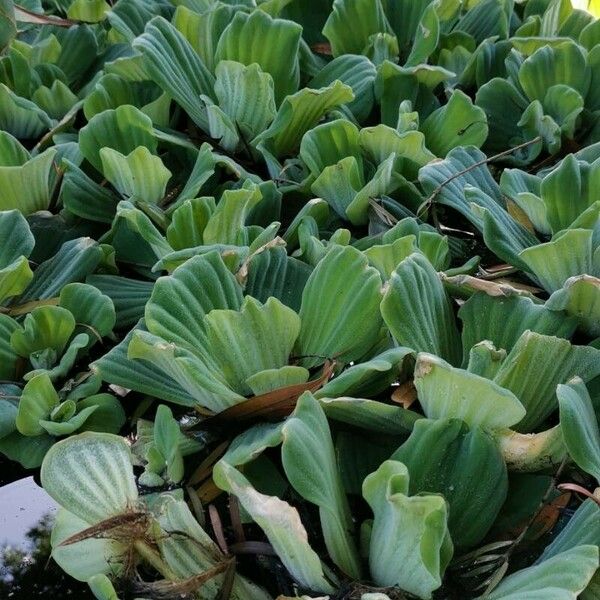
left=0, top=0, right=600, bottom=598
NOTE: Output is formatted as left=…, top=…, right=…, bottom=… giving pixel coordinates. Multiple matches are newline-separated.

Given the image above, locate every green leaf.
left=60, top=159, right=120, bottom=224
left=76, top=394, right=125, bottom=434
left=146, top=251, right=243, bottom=356
left=323, top=0, right=392, bottom=57
left=540, top=154, right=600, bottom=233
left=308, top=55, right=377, bottom=122
left=86, top=275, right=153, bottom=329
left=100, top=146, right=171, bottom=204
left=381, top=252, right=461, bottom=366
left=11, top=306, right=75, bottom=358
left=281, top=392, right=361, bottom=578
left=91, top=322, right=199, bottom=407
left=0, top=0, right=16, bottom=52
left=20, top=238, right=103, bottom=302
left=296, top=245, right=383, bottom=368
left=40, top=432, right=138, bottom=524
left=421, top=90, right=488, bottom=157
left=519, top=228, right=595, bottom=293
left=153, top=404, right=184, bottom=483
left=213, top=60, right=276, bottom=143
left=155, top=496, right=271, bottom=599
left=0, top=314, right=19, bottom=379
left=0, top=146, right=56, bottom=215
left=458, top=290, right=577, bottom=363
left=204, top=296, right=300, bottom=395
left=214, top=460, right=336, bottom=593
left=362, top=460, right=453, bottom=598
left=547, top=275, right=600, bottom=336
left=244, top=246, right=313, bottom=313
left=316, top=347, right=414, bottom=399
left=215, top=9, right=302, bottom=104
left=246, top=366, right=310, bottom=395
left=494, top=331, right=600, bottom=432
left=50, top=508, right=124, bottom=582
left=414, top=353, right=526, bottom=430
left=0, top=84, right=53, bottom=139
left=255, top=80, right=354, bottom=167
left=59, top=283, right=116, bottom=340
left=79, top=105, right=157, bottom=173
left=320, top=397, right=420, bottom=434
left=558, top=377, right=600, bottom=483
left=482, top=546, right=598, bottom=600
left=300, top=119, right=362, bottom=179
left=392, top=418, right=507, bottom=548
left=16, top=374, right=59, bottom=436
left=519, top=41, right=590, bottom=103
left=537, top=499, right=600, bottom=562
left=133, top=16, right=215, bottom=130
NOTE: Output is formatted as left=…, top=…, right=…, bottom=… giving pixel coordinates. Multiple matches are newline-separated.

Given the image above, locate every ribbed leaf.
left=0, top=147, right=56, bottom=215
left=381, top=252, right=461, bottom=366
left=133, top=16, right=215, bottom=130
left=11, top=306, right=75, bottom=357
left=320, top=397, right=420, bottom=434
left=100, top=146, right=171, bottom=204
left=41, top=432, right=138, bottom=524
left=482, top=546, right=598, bottom=600
left=244, top=246, right=312, bottom=312
left=296, top=245, right=383, bottom=368
left=60, top=159, right=120, bottom=223
left=281, top=392, right=360, bottom=578
left=255, top=80, right=354, bottom=163
left=59, top=282, right=116, bottom=339
left=20, top=238, right=103, bottom=302
left=213, top=60, right=276, bottom=142
left=519, top=229, right=594, bottom=293
left=91, top=322, right=199, bottom=407
left=547, top=275, right=600, bottom=336
left=458, top=291, right=577, bottom=364
left=420, top=90, right=488, bottom=157
left=540, top=154, right=600, bottom=233
left=316, top=347, right=414, bottom=399
left=419, top=146, right=504, bottom=223
left=300, top=119, right=362, bottom=178
left=51, top=509, right=124, bottom=582
left=537, top=499, right=600, bottom=562
left=214, top=460, right=336, bottom=593
left=518, top=41, right=590, bottom=103
left=0, top=84, right=53, bottom=139
left=494, top=331, right=600, bottom=432
left=362, top=460, right=453, bottom=597
left=414, top=353, right=526, bottom=430
left=79, top=104, right=157, bottom=173
left=392, top=418, right=507, bottom=548
left=145, top=251, right=243, bottom=356
left=215, top=9, right=302, bottom=104
left=16, top=374, right=58, bottom=436
left=127, top=329, right=243, bottom=412
left=558, top=377, right=600, bottom=483
left=166, top=196, right=215, bottom=250
left=204, top=296, right=300, bottom=395
left=308, top=55, right=377, bottom=122
left=0, top=314, right=19, bottom=379
left=155, top=496, right=271, bottom=600
left=323, top=0, right=392, bottom=57
left=86, top=275, right=154, bottom=329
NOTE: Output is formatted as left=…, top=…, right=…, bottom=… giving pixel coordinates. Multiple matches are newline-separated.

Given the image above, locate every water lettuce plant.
left=0, top=0, right=599, bottom=599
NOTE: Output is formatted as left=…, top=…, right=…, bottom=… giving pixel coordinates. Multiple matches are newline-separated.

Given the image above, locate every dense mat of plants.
left=1, top=0, right=600, bottom=598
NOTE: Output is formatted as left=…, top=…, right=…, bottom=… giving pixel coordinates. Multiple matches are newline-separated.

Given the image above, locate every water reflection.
left=0, top=512, right=93, bottom=598
left=0, top=471, right=92, bottom=599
